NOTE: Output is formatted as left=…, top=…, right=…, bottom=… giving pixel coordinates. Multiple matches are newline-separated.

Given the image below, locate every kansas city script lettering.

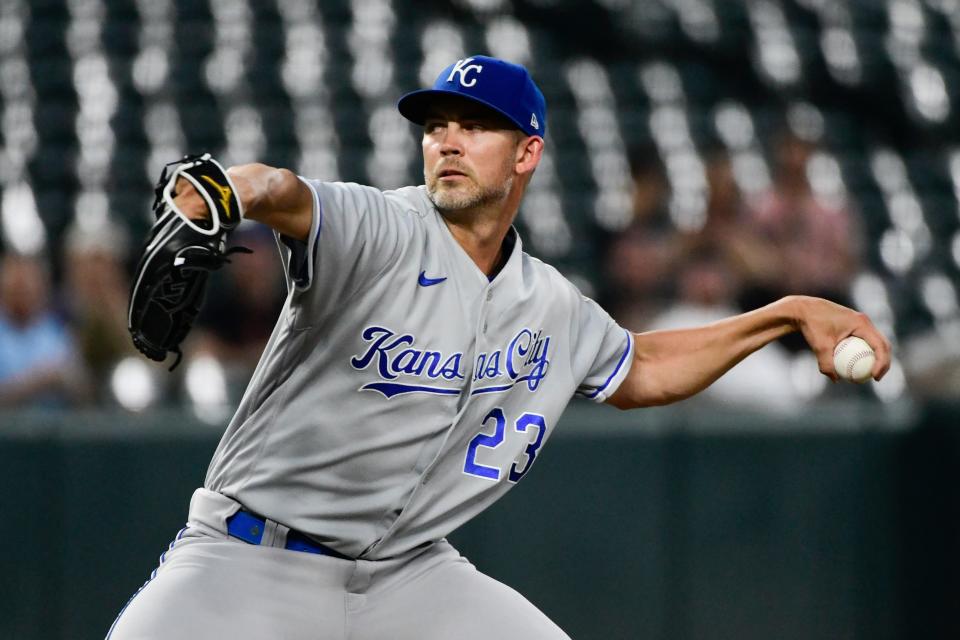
left=349, top=325, right=551, bottom=392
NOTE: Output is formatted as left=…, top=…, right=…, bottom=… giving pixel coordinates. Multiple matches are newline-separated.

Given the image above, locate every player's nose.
left=439, top=123, right=465, bottom=156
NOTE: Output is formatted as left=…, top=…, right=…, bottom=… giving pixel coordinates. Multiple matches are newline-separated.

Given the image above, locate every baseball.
left=833, top=336, right=876, bottom=383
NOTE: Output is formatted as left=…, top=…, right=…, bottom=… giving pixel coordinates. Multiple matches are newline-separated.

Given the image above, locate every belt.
left=226, top=509, right=351, bottom=560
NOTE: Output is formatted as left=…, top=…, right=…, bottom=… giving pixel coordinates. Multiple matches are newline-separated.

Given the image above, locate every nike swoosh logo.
left=418, top=271, right=447, bottom=287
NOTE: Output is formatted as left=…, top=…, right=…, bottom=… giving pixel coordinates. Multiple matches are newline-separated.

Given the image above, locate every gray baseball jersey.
left=204, top=179, right=633, bottom=560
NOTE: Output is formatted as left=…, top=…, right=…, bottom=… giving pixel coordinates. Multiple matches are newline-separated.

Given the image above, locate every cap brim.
left=397, top=89, right=532, bottom=136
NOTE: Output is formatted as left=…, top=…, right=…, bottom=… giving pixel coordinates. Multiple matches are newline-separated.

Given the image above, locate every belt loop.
left=258, top=519, right=277, bottom=548
left=260, top=519, right=277, bottom=547
left=274, top=523, right=290, bottom=549
left=261, top=519, right=290, bottom=549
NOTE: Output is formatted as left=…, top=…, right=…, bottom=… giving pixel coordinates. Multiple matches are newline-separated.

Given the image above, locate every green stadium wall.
left=2, top=401, right=957, bottom=640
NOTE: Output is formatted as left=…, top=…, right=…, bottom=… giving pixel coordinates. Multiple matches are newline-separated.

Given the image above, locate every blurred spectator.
left=604, top=147, right=680, bottom=329
left=0, top=252, right=84, bottom=408
left=629, top=148, right=672, bottom=230
left=647, top=255, right=801, bottom=413
left=678, top=150, right=763, bottom=298
left=191, top=225, right=287, bottom=390
left=607, top=147, right=764, bottom=330
left=736, top=131, right=860, bottom=317
left=605, top=147, right=815, bottom=411
left=62, top=221, right=136, bottom=403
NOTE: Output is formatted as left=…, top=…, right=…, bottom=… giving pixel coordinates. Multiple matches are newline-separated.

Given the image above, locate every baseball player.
left=110, top=56, right=891, bottom=639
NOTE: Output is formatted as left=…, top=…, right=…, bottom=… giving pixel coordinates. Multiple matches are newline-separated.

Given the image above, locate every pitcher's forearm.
left=226, top=164, right=313, bottom=241
left=611, top=297, right=801, bottom=408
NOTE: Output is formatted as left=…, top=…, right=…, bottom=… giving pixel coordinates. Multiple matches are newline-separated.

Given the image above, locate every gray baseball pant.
left=106, top=489, right=570, bottom=640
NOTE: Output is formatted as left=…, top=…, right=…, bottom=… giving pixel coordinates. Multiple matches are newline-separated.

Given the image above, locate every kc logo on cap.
left=447, top=58, right=483, bottom=87
left=397, top=54, right=547, bottom=138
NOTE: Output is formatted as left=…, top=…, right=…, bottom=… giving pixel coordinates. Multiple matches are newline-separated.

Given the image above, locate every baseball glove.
left=127, top=153, right=249, bottom=370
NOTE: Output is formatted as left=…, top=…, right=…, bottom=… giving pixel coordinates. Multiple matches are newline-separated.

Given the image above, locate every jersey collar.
left=422, top=188, right=525, bottom=293
left=487, top=226, right=518, bottom=282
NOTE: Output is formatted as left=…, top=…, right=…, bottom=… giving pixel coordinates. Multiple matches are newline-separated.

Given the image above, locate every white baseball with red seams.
left=833, top=336, right=876, bottom=383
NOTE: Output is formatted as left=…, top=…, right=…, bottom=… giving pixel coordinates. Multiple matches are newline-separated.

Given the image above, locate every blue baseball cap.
left=398, top=55, right=547, bottom=138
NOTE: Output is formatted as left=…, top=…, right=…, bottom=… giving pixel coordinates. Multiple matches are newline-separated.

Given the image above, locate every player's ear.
left=515, top=135, right=543, bottom=174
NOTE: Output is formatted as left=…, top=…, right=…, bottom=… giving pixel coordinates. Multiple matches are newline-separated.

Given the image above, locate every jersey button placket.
left=420, top=287, right=490, bottom=487
left=482, top=288, right=493, bottom=334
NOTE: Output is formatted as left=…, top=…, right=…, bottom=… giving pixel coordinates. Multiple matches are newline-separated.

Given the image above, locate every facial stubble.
left=425, top=152, right=516, bottom=215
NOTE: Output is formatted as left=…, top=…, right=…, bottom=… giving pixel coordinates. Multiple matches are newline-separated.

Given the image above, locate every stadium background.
left=1, top=0, right=959, bottom=638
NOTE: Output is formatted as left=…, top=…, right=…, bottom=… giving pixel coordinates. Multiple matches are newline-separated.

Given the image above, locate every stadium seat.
left=1, top=0, right=956, bottom=349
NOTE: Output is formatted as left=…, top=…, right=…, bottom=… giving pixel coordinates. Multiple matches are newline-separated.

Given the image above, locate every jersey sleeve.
left=276, top=179, right=412, bottom=315
left=275, top=177, right=323, bottom=291
left=570, top=293, right=634, bottom=403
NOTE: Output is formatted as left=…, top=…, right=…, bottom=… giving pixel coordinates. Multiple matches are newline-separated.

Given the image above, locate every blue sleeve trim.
left=582, top=329, right=633, bottom=399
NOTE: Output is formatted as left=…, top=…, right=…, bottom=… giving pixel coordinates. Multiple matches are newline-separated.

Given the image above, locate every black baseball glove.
left=127, top=153, right=250, bottom=370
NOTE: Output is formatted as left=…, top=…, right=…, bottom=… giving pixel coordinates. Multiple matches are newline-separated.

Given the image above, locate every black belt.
left=226, top=509, right=351, bottom=560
